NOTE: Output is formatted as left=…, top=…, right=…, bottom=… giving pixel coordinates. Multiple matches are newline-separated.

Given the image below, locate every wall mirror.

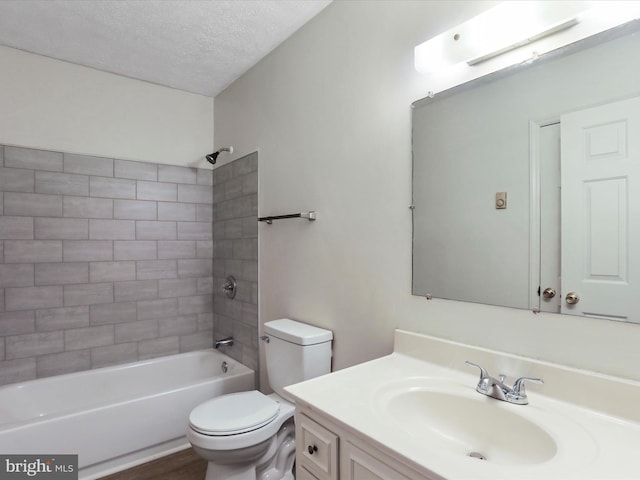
left=412, top=21, right=640, bottom=323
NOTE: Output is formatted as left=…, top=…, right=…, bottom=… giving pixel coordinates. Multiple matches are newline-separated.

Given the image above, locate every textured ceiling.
left=0, top=0, right=332, bottom=97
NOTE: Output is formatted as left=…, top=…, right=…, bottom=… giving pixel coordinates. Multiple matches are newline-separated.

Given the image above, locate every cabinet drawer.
left=297, top=413, right=339, bottom=480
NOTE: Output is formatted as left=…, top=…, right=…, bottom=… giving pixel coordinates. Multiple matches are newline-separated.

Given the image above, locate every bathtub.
left=0, top=349, right=254, bottom=479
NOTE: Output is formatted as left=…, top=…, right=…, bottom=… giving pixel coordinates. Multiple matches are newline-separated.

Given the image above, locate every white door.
left=561, top=96, right=640, bottom=321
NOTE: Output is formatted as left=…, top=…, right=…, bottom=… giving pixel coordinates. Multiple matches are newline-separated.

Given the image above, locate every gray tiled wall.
left=212, top=152, right=258, bottom=374
left=0, top=146, right=215, bottom=385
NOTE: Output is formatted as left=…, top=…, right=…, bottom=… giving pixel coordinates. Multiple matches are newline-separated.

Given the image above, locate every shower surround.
left=211, top=152, right=258, bottom=373
left=0, top=145, right=215, bottom=385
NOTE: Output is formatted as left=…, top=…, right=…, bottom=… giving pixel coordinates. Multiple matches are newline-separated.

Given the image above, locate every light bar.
left=415, top=1, right=590, bottom=73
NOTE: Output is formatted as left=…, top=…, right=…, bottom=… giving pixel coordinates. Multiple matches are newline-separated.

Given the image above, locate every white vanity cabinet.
left=286, top=330, right=640, bottom=479
left=295, top=407, right=431, bottom=480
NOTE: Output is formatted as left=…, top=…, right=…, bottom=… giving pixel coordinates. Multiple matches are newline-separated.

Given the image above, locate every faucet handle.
left=512, top=376, right=544, bottom=395
left=506, top=376, right=544, bottom=404
left=465, top=361, right=493, bottom=394
left=465, top=360, right=490, bottom=381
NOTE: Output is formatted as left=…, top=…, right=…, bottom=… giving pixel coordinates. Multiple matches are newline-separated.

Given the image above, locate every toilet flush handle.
left=260, top=335, right=270, bottom=343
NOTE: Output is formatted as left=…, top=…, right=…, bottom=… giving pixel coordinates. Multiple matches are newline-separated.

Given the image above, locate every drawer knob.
left=307, top=445, right=318, bottom=455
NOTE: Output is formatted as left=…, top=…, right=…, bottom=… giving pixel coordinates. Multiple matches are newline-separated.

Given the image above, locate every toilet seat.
left=187, top=393, right=295, bottom=452
left=189, top=391, right=280, bottom=436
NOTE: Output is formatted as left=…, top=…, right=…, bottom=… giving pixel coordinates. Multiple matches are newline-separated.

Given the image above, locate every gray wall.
left=0, top=145, right=214, bottom=385
left=211, top=152, right=258, bottom=374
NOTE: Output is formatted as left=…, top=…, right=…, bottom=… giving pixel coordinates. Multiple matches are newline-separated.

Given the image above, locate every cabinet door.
left=297, top=414, right=339, bottom=480
left=342, top=442, right=418, bottom=480
left=297, top=466, right=321, bottom=480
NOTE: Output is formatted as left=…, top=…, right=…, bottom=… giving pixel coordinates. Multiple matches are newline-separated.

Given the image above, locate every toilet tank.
left=263, top=319, right=333, bottom=401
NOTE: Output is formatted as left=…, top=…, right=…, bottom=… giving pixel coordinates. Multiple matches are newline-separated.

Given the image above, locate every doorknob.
left=565, top=292, right=580, bottom=305
left=542, top=287, right=556, bottom=299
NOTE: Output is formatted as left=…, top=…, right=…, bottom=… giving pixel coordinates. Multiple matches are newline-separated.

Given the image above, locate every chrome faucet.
left=215, top=337, right=234, bottom=349
left=465, top=361, right=543, bottom=405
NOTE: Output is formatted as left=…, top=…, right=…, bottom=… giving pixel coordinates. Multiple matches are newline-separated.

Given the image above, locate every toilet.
left=187, top=319, right=333, bottom=480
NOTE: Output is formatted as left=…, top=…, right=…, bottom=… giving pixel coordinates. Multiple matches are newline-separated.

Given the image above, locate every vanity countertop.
left=285, top=330, right=640, bottom=479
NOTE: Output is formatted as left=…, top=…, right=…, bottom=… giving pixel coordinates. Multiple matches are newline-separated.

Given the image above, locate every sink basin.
left=373, top=377, right=596, bottom=467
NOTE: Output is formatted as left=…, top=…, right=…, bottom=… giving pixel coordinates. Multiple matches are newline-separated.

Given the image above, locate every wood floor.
left=99, top=448, right=206, bottom=480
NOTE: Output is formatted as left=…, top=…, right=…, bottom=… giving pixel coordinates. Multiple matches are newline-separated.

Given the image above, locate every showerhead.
left=205, top=146, right=233, bottom=165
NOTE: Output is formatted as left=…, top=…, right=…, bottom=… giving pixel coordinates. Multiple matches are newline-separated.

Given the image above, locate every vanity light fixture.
left=414, top=1, right=589, bottom=73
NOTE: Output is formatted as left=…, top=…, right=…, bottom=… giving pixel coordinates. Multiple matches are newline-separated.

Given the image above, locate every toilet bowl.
left=187, top=391, right=296, bottom=480
left=187, top=319, right=333, bottom=480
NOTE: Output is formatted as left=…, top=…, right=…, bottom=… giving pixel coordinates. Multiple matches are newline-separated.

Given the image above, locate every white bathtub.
left=0, top=349, right=254, bottom=479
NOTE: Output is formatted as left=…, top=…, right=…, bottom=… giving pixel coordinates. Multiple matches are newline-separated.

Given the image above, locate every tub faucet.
left=215, top=337, right=234, bottom=349
left=465, top=361, right=543, bottom=405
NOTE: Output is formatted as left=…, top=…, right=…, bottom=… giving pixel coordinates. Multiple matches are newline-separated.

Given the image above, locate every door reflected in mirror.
left=411, top=22, right=640, bottom=323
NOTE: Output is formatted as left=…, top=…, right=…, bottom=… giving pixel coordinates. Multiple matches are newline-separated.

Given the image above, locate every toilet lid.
left=189, top=391, right=280, bottom=435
